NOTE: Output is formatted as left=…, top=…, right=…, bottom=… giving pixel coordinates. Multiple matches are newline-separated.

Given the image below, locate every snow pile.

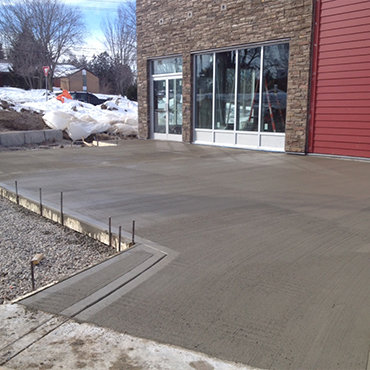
left=0, top=87, right=138, bottom=140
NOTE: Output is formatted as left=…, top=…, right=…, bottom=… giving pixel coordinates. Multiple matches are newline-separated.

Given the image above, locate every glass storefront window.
left=195, top=54, right=213, bottom=129
left=237, top=48, right=261, bottom=132
left=215, top=51, right=236, bottom=130
left=194, top=42, right=289, bottom=135
left=261, top=44, right=289, bottom=133
left=152, top=57, right=182, bottom=74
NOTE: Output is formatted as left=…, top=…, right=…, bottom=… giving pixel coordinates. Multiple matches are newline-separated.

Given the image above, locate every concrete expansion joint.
left=0, top=315, right=69, bottom=367
left=2, top=244, right=171, bottom=358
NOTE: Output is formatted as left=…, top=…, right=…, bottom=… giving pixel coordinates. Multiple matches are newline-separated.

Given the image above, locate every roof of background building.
left=0, top=61, right=11, bottom=73
left=53, top=64, right=81, bottom=78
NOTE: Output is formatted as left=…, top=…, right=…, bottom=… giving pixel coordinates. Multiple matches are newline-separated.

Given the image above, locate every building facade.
left=54, top=66, right=100, bottom=93
left=137, top=0, right=314, bottom=153
left=309, top=0, right=370, bottom=158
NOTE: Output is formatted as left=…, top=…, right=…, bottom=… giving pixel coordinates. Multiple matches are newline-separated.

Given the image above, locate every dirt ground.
left=0, top=108, right=47, bottom=132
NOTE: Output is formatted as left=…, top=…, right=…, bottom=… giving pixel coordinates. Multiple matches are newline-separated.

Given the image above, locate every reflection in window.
left=153, top=80, right=166, bottom=133
left=168, top=79, right=182, bottom=134
left=195, top=54, right=213, bottom=129
left=194, top=43, right=289, bottom=134
left=215, top=51, right=236, bottom=130
left=237, top=48, right=260, bottom=131
left=262, top=44, right=289, bottom=133
left=152, top=57, right=182, bottom=74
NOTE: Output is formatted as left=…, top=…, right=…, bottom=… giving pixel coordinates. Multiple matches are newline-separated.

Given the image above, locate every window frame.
left=192, top=40, right=290, bottom=151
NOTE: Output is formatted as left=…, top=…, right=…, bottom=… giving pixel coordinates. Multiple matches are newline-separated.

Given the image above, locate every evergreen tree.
left=88, top=52, right=115, bottom=94
left=8, top=27, right=44, bottom=89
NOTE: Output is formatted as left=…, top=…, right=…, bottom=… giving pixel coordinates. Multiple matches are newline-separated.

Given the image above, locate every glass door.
left=168, top=79, right=182, bottom=135
left=153, top=80, right=167, bottom=134
left=152, top=77, right=183, bottom=141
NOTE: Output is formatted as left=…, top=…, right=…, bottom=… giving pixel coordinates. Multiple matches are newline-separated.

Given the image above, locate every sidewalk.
left=0, top=304, right=252, bottom=369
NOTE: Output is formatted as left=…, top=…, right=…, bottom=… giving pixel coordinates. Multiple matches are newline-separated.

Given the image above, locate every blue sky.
left=62, top=0, right=125, bottom=58
left=0, top=0, right=123, bottom=58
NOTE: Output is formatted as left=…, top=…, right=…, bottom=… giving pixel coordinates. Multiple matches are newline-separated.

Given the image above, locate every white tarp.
left=0, top=87, right=138, bottom=140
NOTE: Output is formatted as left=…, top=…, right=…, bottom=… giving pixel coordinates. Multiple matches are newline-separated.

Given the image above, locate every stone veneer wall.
left=137, top=0, right=314, bottom=153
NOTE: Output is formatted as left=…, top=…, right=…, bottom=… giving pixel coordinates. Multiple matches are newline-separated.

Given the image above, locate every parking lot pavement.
left=1, top=140, right=370, bottom=369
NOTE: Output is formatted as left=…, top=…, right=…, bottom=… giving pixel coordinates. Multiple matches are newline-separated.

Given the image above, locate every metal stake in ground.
left=118, top=226, right=122, bottom=252
left=109, top=217, right=112, bottom=248
left=60, top=192, right=64, bottom=226
left=39, top=188, right=43, bottom=216
left=132, top=220, right=135, bottom=245
left=30, top=261, right=35, bottom=291
left=30, top=254, right=44, bottom=291
left=15, top=180, right=19, bottom=205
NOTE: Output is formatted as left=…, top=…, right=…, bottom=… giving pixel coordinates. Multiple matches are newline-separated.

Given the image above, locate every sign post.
left=43, top=66, right=50, bottom=102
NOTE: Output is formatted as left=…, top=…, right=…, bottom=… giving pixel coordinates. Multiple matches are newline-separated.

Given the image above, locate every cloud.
left=61, top=0, right=122, bottom=10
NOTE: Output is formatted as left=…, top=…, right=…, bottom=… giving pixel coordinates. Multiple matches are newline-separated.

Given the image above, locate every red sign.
left=43, top=66, right=50, bottom=77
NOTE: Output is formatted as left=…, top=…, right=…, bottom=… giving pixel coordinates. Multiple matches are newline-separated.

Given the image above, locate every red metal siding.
left=310, top=0, right=370, bottom=158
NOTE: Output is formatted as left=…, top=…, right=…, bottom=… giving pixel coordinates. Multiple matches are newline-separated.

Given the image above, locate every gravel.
left=0, top=197, right=117, bottom=303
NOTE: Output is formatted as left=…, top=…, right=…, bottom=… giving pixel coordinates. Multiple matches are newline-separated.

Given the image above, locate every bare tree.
left=103, top=1, right=136, bottom=70
left=0, top=0, right=85, bottom=88
left=102, top=1, right=136, bottom=96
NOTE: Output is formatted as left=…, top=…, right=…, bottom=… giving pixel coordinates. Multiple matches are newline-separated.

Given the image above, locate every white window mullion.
left=257, top=46, right=264, bottom=148
left=166, top=79, right=169, bottom=136
left=234, top=50, right=239, bottom=144
left=212, top=52, right=216, bottom=142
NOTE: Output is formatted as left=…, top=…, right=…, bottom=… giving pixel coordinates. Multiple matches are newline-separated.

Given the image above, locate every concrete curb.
left=0, top=129, right=63, bottom=147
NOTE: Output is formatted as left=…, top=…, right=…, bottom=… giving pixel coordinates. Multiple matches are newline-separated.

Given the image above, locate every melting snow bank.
left=0, top=304, right=255, bottom=369
left=0, top=87, right=138, bottom=141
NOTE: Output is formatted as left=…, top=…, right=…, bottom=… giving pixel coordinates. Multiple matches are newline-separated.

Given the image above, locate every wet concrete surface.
left=1, top=141, right=370, bottom=369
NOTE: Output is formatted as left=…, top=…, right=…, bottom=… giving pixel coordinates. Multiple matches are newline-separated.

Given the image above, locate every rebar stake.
left=118, top=226, right=122, bottom=252
left=15, top=181, right=19, bottom=205
left=60, top=192, right=64, bottom=226
left=30, top=261, right=35, bottom=291
left=109, top=217, right=112, bottom=248
left=39, top=188, right=43, bottom=216
left=132, top=220, right=135, bottom=245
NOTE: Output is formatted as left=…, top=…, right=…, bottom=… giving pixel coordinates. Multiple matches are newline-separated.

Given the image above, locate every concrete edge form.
left=0, top=183, right=179, bottom=306
left=0, top=129, right=63, bottom=147
left=0, top=184, right=132, bottom=250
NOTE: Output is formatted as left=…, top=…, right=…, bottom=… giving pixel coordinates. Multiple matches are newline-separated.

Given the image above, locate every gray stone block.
left=24, top=130, right=46, bottom=145
left=44, top=129, right=63, bottom=143
left=0, top=132, right=25, bottom=147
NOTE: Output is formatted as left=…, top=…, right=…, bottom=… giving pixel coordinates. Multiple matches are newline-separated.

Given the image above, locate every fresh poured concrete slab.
left=1, top=141, right=370, bottom=370
left=21, top=245, right=166, bottom=317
